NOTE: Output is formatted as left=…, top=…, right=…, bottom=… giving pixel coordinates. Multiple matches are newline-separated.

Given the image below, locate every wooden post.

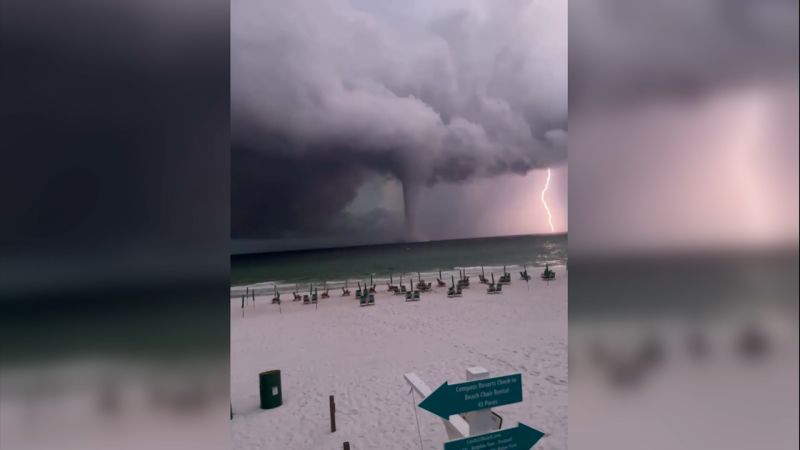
left=343, top=442, right=350, bottom=450
left=329, top=395, right=336, bottom=432
left=465, top=367, right=494, bottom=436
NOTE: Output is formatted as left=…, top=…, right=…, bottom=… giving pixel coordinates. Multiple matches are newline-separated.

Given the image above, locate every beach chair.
left=321, top=289, right=329, bottom=299
left=311, top=289, right=318, bottom=304
left=455, top=286, right=463, bottom=297
left=499, top=266, right=511, bottom=284
left=359, top=293, right=368, bottom=307
left=367, top=293, right=375, bottom=306
left=405, top=290, right=413, bottom=301
left=520, top=271, right=531, bottom=281
left=487, top=283, right=497, bottom=294
left=303, top=294, right=310, bottom=305
left=342, top=287, right=351, bottom=296
left=541, top=264, right=556, bottom=280
left=413, top=291, right=421, bottom=301
left=447, top=286, right=456, bottom=297
left=479, top=267, right=489, bottom=284
left=496, top=283, right=503, bottom=294
left=271, top=292, right=281, bottom=304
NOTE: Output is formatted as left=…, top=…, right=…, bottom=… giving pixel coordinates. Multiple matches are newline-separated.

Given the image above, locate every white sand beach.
left=231, top=267, right=567, bottom=450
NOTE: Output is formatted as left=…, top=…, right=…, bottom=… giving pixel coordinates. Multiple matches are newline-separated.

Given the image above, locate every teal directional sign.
left=444, top=423, right=544, bottom=450
left=419, top=373, right=522, bottom=419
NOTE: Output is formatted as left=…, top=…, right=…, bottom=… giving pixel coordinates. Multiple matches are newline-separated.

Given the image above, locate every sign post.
left=443, top=423, right=544, bottom=450
left=419, top=373, right=522, bottom=419
left=413, top=368, right=545, bottom=450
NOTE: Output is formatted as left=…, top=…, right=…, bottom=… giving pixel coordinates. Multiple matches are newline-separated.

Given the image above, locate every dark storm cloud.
left=570, top=0, right=799, bottom=105
left=231, top=0, right=567, bottom=239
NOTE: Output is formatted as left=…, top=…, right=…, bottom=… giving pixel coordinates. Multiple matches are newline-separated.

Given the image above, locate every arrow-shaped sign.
left=419, top=373, right=522, bottom=419
left=444, top=423, right=544, bottom=450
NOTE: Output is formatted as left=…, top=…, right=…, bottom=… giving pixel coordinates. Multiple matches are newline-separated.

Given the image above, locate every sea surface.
left=231, top=233, right=567, bottom=286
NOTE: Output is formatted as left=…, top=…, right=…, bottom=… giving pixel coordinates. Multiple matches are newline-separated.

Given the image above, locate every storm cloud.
left=232, top=0, right=567, bottom=239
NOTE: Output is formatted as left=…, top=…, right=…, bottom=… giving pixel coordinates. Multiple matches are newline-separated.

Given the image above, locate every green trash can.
left=259, top=370, right=282, bottom=409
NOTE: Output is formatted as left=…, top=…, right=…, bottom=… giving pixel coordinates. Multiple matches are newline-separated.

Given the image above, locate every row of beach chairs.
left=255, top=265, right=557, bottom=309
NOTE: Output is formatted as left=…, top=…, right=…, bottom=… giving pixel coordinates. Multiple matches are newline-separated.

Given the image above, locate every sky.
left=568, top=0, right=798, bottom=255
left=231, top=0, right=567, bottom=252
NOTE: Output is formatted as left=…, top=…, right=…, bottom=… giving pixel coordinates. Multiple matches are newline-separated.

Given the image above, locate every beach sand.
left=231, top=267, right=567, bottom=450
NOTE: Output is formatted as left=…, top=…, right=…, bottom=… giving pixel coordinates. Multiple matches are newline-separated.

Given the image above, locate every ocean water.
left=231, top=233, right=567, bottom=287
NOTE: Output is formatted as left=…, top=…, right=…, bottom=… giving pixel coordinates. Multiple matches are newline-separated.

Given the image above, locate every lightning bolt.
left=540, top=168, right=555, bottom=233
